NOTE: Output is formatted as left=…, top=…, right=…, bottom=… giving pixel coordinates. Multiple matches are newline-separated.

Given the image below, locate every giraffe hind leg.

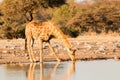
left=30, top=38, right=37, bottom=62
left=27, top=38, right=33, bottom=62
left=27, top=37, right=36, bottom=62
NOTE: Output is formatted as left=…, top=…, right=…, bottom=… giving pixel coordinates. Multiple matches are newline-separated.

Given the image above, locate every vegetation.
left=0, top=0, right=120, bottom=38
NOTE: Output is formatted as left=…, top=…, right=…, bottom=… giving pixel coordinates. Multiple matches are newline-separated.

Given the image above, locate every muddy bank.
left=0, top=35, right=120, bottom=64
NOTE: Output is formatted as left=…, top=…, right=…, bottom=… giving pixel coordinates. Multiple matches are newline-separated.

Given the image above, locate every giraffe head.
left=69, top=48, right=76, bottom=55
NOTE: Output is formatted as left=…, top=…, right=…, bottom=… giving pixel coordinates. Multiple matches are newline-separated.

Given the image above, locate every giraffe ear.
left=32, top=21, right=38, bottom=26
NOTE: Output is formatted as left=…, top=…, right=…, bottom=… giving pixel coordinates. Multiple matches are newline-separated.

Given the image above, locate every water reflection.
left=2, top=60, right=120, bottom=80
left=27, top=62, right=75, bottom=80
left=62, top=62, right=75, bottom=80
left=28, top=63, right=36, bottom=80
left=43, top=62, right=60, bottom=80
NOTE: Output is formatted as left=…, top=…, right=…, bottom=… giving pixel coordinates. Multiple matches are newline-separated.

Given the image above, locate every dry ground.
left=0, top=35, right=120, bottom=64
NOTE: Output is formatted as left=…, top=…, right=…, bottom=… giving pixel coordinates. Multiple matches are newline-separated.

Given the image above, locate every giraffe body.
left=26, top=21, right=52, bottom=41
left=25, top=20, right=75, bottom=62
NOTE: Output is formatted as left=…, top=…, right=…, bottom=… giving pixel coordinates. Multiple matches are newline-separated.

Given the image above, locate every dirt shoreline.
left=0, top=35, right=120, bottom=64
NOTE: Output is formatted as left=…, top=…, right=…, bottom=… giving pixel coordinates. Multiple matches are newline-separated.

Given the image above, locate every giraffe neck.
left=52, top=25, right=72, bottom=50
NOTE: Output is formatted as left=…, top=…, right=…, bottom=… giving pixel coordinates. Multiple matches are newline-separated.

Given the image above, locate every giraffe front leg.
left=70, top=54, right=75, bottom=61
left=39, top=39, right=43, bottom=62
left=47, top=42, right=61, bottom=62
left=67, top=49, right=76, bottom=61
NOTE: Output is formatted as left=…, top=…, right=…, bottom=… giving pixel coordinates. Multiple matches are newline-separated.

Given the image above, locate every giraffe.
left=25, top=20, right=75, bottom=62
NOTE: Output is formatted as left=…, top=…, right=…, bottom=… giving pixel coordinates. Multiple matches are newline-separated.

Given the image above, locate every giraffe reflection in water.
left=27, top=62, right=75, bottom=80
left=28, top=63, right=36, bottom=80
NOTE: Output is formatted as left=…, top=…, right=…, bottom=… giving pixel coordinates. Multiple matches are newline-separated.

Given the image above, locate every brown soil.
left=0, top=35, right=120, bottom=64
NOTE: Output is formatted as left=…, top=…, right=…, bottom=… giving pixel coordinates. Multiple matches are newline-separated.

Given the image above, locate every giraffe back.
left=25, top=21, right=54, bottom=41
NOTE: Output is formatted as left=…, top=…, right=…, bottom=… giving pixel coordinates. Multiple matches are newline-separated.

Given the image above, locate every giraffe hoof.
left=40, top=61, right=43, bottom=63
left=33, top=58, right=39, bottom=63
left=70, top=58, right=75, bottom=62
left=57, top=59, right=61, bottom=62
left=40, top=59, right=43, bottom=63
left=72, top=58, right=76, bottom=61
left=29, top=59, right=33, bottom=62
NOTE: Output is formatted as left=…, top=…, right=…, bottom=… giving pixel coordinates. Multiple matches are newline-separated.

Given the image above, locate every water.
left=0, top=60, right=120, bottom=80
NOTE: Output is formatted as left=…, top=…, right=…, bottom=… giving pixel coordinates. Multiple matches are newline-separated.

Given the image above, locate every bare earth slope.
left=0, top=35, right=120, bottom=64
